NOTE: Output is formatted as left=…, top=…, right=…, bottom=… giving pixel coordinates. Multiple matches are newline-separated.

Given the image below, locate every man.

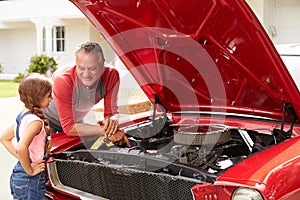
left=43, top=41, right=130, bottom=146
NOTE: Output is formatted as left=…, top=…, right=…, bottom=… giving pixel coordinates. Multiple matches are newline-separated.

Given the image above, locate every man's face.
left=76, top=52, right=104, bottom=87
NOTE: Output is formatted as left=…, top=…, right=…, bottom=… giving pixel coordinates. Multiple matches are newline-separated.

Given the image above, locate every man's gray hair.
left=75, top=41, right=104, bottom=59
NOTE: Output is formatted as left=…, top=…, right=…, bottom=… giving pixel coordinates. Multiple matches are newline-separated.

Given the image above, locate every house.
left=0, top=0, right=144, bottom=112
left=0, top=0, right=299, bottom=79
left=0, top=0, right=120, bottom=79
left=247, top=0, right=300, bottom=44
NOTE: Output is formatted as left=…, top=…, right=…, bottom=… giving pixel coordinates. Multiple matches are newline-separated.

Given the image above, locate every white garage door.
left=274, top=0, right=300, bottom=44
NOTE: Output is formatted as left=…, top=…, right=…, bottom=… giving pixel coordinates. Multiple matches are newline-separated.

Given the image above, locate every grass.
left=0, top=80, right=19, bottom=98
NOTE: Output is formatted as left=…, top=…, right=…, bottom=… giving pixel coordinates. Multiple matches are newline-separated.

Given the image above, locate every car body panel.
left=217, top=136, right=300, bottom=199
left=50, top=131, right=82, bottom=154
left=218, top=136, right=300, bottom=184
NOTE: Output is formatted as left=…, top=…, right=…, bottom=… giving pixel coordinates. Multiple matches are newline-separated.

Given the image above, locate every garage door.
left=274, top=0, right=300, bottom=44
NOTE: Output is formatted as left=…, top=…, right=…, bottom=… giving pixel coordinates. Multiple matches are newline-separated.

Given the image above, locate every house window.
left=53, top=26, right=65, bottom=52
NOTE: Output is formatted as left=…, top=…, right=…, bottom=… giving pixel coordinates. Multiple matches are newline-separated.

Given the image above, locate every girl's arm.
left=0, top=124, right=18, bottom=158
left=17, top=120, right=45, bottom=176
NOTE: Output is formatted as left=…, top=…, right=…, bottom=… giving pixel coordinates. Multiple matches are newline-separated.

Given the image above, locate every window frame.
left=52, top=26, right=66, bottom=52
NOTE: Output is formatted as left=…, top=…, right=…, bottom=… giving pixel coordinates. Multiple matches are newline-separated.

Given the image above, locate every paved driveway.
left=0, top=97, right=23, bottom=200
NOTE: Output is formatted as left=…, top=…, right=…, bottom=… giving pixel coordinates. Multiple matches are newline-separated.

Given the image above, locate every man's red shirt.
left=44, top=65, right=119, bottom=133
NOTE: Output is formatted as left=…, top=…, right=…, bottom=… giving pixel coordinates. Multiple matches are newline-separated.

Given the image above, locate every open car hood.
left=70, top=0, right=300, bottom=122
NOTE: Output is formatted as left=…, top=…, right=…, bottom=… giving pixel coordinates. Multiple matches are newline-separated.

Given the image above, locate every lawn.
left=0, top=80, right=19, bottom=98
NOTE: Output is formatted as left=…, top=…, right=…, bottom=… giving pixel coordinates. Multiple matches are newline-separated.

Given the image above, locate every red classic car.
left=45, top=0, right=300, bottom=200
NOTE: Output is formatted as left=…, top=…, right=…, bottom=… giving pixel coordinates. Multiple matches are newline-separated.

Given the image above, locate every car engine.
left=50, top=104, right=293, bottom=199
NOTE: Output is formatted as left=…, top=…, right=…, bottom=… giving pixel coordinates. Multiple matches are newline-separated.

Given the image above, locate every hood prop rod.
left=280, top=102, right=299, bottom=138
left=152, top=94, right=167, bottom=121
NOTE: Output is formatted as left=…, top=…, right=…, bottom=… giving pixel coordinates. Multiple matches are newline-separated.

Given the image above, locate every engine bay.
left=56, top=110, right=293, bottom=183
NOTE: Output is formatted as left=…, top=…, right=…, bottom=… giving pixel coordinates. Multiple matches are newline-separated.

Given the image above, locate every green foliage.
left=27, top=54, right=57, bottom=74
left=13, top=73, right=25, bottom=83
left=12, top=55, right=57, bottom=83
left=0, top=63, right=3, bottom=73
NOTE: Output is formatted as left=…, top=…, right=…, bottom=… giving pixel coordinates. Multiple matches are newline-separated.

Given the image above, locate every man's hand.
left=97, top=116, right=131, bottom=147
left=98, top=115, right=119, bottom=136
left=108, top=130, right=131, bottom=147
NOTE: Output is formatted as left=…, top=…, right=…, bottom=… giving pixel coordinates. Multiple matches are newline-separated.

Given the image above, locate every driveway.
left=0, top=97, right=23, bottom=200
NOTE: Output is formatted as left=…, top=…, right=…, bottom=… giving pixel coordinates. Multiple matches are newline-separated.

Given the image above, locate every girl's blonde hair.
left=18, top=73, right=52, bottom=135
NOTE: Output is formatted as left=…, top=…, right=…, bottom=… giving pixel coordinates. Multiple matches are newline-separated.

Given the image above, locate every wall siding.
left=0, top=28, right=36, bottom=74
left=274, top=0, right=300, bottom=44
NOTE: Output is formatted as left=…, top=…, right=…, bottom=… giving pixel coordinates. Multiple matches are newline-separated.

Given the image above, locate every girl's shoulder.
left=21, top=113, right=43, bottom=126
left=17, top=112, right=44, bottom=138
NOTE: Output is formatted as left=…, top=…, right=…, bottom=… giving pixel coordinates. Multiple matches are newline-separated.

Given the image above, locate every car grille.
left=54, top=159, right=199, bottom=200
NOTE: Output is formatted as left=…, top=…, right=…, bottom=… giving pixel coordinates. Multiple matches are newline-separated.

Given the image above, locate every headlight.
left=232, top=188, right=264, bottom=200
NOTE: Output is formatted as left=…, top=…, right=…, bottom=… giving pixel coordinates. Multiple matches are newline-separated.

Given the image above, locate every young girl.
left=0, top=73, right=52, bottom=200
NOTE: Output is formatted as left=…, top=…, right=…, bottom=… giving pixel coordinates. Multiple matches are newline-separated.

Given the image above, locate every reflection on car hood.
left=70, top=0, right=300, bottom=122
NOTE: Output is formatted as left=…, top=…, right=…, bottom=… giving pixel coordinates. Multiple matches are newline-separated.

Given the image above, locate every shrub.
left=13, top=73, right=25, bottom=83
left=27, top=54, right=57, bottom=75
